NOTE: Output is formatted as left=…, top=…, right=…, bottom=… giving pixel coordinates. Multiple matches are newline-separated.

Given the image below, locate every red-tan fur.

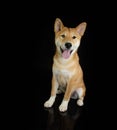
left=44, top=18, right=87, bottom=112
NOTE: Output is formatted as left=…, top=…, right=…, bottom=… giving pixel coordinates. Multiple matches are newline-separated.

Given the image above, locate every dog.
left=44, top=18, right=87, bottom=112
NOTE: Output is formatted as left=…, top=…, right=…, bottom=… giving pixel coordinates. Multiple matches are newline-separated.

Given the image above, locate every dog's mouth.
left=60, top=47, right=73, bottom=59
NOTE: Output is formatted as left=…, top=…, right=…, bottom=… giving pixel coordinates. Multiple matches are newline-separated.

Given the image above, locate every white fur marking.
left=77, top=88, right=83, bottom=98
left=59, top=100, right=69, bottom=112
left=76, top=88, right=84, bottom=106
left=77, top=98, right=84, bottom=106
left=44, top=96, right=56, bottom=108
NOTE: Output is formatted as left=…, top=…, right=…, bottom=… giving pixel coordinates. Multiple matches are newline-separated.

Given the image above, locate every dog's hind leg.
left=76, top=86, right=86, bottom=106
left=57, top=89, right=63, bottom=94
left=57, top=85, right=66, bottom=94
left=71, top=91, right=79, bottom=99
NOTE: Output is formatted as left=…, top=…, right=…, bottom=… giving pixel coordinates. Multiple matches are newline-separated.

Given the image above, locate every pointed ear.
left=76, top=22, right=87, bottom=36
left=54, top=18, right=64, bottom=33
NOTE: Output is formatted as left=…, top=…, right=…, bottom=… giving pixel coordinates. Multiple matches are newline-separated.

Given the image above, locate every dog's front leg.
left=59, top=83, right=73, bottom=112
left=44, top=75, right=58, bottom=108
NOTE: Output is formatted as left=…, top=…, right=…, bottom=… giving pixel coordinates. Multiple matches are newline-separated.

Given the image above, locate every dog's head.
left=54, top=18, right=87, bottom=59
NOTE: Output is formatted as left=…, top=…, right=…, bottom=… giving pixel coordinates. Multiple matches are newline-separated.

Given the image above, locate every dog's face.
left=54, top=18, right=87, bottom=59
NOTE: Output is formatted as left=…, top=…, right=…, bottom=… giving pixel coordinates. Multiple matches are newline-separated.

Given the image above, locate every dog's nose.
left=65, top=42, right=72, bottom=49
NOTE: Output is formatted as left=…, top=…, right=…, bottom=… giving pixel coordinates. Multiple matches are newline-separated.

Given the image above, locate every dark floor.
left=31, top=64, right=105, bottom=130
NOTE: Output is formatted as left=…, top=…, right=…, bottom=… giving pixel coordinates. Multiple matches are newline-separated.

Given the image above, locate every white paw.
left=44, top=100, right=53, bottom=108
left=44, top=96, right=55, bottom=108
left=59, top=100, right=68, bottom=112
left=77, top=99, right=84, bottom=106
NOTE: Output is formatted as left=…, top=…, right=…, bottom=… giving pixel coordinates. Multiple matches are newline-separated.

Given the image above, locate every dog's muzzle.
left=65, top=42, right=72, bottom=49
left=60, top=42, right=73, bottom=59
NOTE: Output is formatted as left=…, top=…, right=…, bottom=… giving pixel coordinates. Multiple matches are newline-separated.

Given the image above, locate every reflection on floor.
left=44, top=95, right=83, bottom=130
left=34, top=72, right=97, bottom=130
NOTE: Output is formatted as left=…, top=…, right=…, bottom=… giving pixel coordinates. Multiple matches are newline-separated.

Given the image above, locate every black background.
left=24, top=2, right=116, bottom=129
left=1, top=1, right=116, bottom=129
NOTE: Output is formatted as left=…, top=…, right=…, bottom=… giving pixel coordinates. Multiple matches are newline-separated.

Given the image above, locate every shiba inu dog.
left=44, top=18, right=87, bottom=112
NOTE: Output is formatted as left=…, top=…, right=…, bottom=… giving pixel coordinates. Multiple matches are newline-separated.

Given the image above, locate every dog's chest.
left=53, top=57, right=76, bottom=86
left=54, top=69, right=71, bottom=86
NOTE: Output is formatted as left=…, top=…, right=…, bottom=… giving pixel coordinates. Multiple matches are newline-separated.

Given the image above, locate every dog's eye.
left=61, top=34, right=65, bottom=38
left=72, top=36, right=76, bottom=39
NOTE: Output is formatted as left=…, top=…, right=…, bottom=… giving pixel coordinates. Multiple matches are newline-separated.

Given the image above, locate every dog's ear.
left=76, top=22, right=87, bottom=36
left=54, top=18, right=64, bottom=33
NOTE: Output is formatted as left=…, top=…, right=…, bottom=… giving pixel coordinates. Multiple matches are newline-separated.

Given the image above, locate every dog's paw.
left=59, top=100, right=68, bottom=112
left=77, top=99, right=84, bottom=106
left=44, top=96, right=56, bottom=108
left=44, top=101, right=53, bottom=108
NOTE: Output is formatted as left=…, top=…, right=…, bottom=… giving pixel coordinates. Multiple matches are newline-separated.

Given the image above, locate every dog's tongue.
left=62, top=50, right=71, bottom=59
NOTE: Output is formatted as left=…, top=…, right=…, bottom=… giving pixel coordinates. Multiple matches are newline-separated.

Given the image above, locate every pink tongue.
left=62, top=50, right=71, bottom=59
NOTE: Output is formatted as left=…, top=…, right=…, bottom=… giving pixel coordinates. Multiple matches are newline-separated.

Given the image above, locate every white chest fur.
left=53, top=57, right=76, bottom=86
left=53, top=69, right=71, bottom=87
